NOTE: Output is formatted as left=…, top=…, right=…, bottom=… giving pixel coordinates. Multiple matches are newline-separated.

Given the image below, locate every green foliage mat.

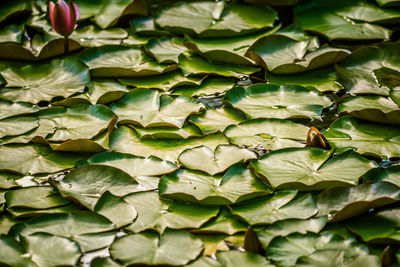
left=0, top=0, right=399, bottom=266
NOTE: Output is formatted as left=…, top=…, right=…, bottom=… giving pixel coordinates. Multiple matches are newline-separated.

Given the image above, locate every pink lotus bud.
left=49, top=0, right=80, bottom=37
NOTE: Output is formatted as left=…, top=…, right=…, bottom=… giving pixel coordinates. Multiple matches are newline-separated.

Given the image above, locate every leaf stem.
left=64, top=36, right=69, bottom=55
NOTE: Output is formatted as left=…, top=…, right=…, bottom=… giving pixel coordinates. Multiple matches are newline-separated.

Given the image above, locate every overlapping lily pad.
left=172, top=77, right=236, bottom=97
left=324, top=116, right=400, bottom=158
left=224, top=84, right=332, bottom=120
left=159, top=163, right=271, bottom=205
left=0, top=58, right=89, bottom=104
left=0, top=116, right=38, bottom=139
left=364, top=165, right=400, bottom=187
left=110, top=88, right=204, bottom=128
left=251, top=148, right=376, bottom=190
left=0, top=101, right=38, bottom=120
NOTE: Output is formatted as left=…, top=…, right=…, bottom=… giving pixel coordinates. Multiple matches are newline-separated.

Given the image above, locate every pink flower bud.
left=49, top=0, right=80, bottom=37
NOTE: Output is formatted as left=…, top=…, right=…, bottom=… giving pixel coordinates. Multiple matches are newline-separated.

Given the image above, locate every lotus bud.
left=49, top=0, right=80, bottom=54
left=306, top=126, right=328, bottom=149
left=244, top=226, right=262, bottom=253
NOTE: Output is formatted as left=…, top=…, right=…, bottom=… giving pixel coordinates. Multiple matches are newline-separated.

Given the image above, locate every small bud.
left=306, top=126, right=328, bottom=149
left=49, top=0, right=80, bottom=37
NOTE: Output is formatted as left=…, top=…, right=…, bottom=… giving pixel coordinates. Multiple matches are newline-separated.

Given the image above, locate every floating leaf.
left=364, top=165, right=400, bottom=187
left=110, top=127, right=229, bottom=162
left=0, top=24, right=24, bottom=44
left=224, top=84, right=332, bottom=120
left=124, top=191, right=219, bottom=233
left=0, top=144, right=84, bottom=175
left=317, top=182, right=400, bottom=222
left=54, top=165, right=141, bottom=210
left=78, top=45, right=174, bottom=77
left=324, top=116, right=400, bottom=158
left=0, top=117, right=38, bottom=139
left=0, top=58, right=89, bottom=104
left=0, top=100, right=39, bottom=120
left=134, top=124, right=203, bottom=139
left=146, top=37, right=187, bottom=64
left=231, top=191, right=317, bottom=225
left=251, top=148, right=375, bottom=190
left=110, top=229, right=203, bottom=266
left=0, top=0, right=30, bottom=23
left=217, top=250, right=274, bottom=267
left=71, top=25, right=128, bottom=47
left=178, top=145, right=256, bottom=175
left=0, top=236, right=36, bottom=266
left=155, top=2, right=277, bottom=37
left=224, top=118, right=309, bottom=150
left=111, top=88, right=204, bottom=128
left=160, top=163, right=271, bottom=205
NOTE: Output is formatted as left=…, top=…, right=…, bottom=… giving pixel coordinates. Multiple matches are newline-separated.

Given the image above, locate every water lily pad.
left=71, top=25, right=128, bottom=47
left=294, top=1, right=394, bottom=40
left=146, top=37, right=187, bottom=64
left=14, top=212, right=116, bottom=252
left=110, top=229, right=203, bottom=266
left=155, top=1, right=277, bottom=37
left=54, top=165, right=141, bottom=210
left=78, top=45, right=173, bottom=77
left=0, top=100, right=38, bottom=120
left=0, top=0, right=30, bottom=23
left=217, top=250, right=274, bottom=266
left=110, top=126, right=229, bottom=162
left=258, top=217, right=327, bottom=248
left=134, top=124, right=203, bottom=139
left=190, top=106, right=245, bottom=134
left=0, top=58, right=89, bottom=104
left=224, top=118, right=309, bottom=150
left=251, top=148, right=375, bottom=190
left=364, top=165, right=400, bottom=187
left=345, top=208, right=400, bottom=243
left=172, top=77, right=236, bottom=97
left=8, top=203, right=81, bottom=219
left=159, top=163, right=271, bottom=205
left=5, top=186, right=70, bottom=209
left=0, top=172, right=21, bottom=189
left=335, top=43, right=400, bottom=95
left=266, top=232, right=371, bottom=266
left=339, top=95, right=400, bottom=125
left=266, top=66, right=343, bottom=92
left=0, top=144, right=84, bottom=175
left=0, top=24, right=24, bottom=44
left=111, top=88, right=204, bottom=128
left=324, top=116, right=400, bottom=158
left=179, top=54, right=260, bottom=78
left=231, top=191, right=317, bottom=225
left=0, top=117, right=38, bottom=139
left=94, top=191, right=138, bottom=228
left=124, top=191, right=219, bottom=233
left=317, top=182, right=400, bottom=222
left=224, top=84, right=332, bottom=120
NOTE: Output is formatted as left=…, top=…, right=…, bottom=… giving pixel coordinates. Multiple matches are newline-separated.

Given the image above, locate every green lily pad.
left=294, top=1, right=394, bottom=41
left=54, top=165, right=140, bottom=210
left=0, top=58, right=89, bottom=104
left=0, top=116, right=38, bottom=139
left=339, top=95, right=400, bottom=125
left=133, top=123, right=203, bottom=139
left=124, top=191, right=219, bottom=233
left=317, top=182, right=400, bottom=222
left=266, top=232, right=371, bottom=266
left=191, top=208, right=248, bottom=235
left=0, top=100, right=39, bottom=120
left=216, top=250, right=274, bottom=267
left=146, top=37, right=187, bottom=64
left=90, top=257, right=122, bottom=267
left=78, top=45, right=174, bottom=77
left=77, top=151, right=177, bottom=178
left=231, top=191, right=317, bottom=225
left=0, top=172, right=21, bottom=189
left=190, top=106, right=245, bottom=134
left=345, top=208, right=400, bottom=243
left=118, top=69, right=204, bottom=91
left=21, top=233, right=81, bottom=267
left=159, top=163, right=271, bottom=205
left=377, top=0, right=400, bottom=6
left=266, top=66, right=344, bottom=92
left=335, top=43, right=400, bottom=95
left=0, top=236, right=36, bottom=266
left=225, top=84, right=332, bottom=120
left=131, top=16, right=170, bottom=36
left=179, top=54, right=260, bottom=78
left=364, top=165, right=400, bottom=187
left=0, top=144, right=84, bottom=175
left=178, top=145, right=256, bottom=175
left=5, top=186, right=70, bottom=209
left=324, top=116, right=400, bottom=158
left=110, top=88, right=204, bottom=128
left=110, top=229, right=203, bottom=266
left=0, top=215, right=18, bottom=234
left=14, top=212, right=116, bottom=252
left=110, top=126, right=229, bottom=162
left=71, top=25, right=128, bottom=47
left=251, top=148, right=375, bottom=190
left=155, top=1, right=277, bottom=37
left=7, top=203, right=82, bottom=219
left=224, top=118, right=309, bottom=150
left=94, top=191, right=138, bottom=228
left=0, top=24, right=24, bottom=44
left=258, top=217, right=327, bottom=248
left=0, top=0, right=30, bottom=23
left=172, top=77, right=236, bottom=97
